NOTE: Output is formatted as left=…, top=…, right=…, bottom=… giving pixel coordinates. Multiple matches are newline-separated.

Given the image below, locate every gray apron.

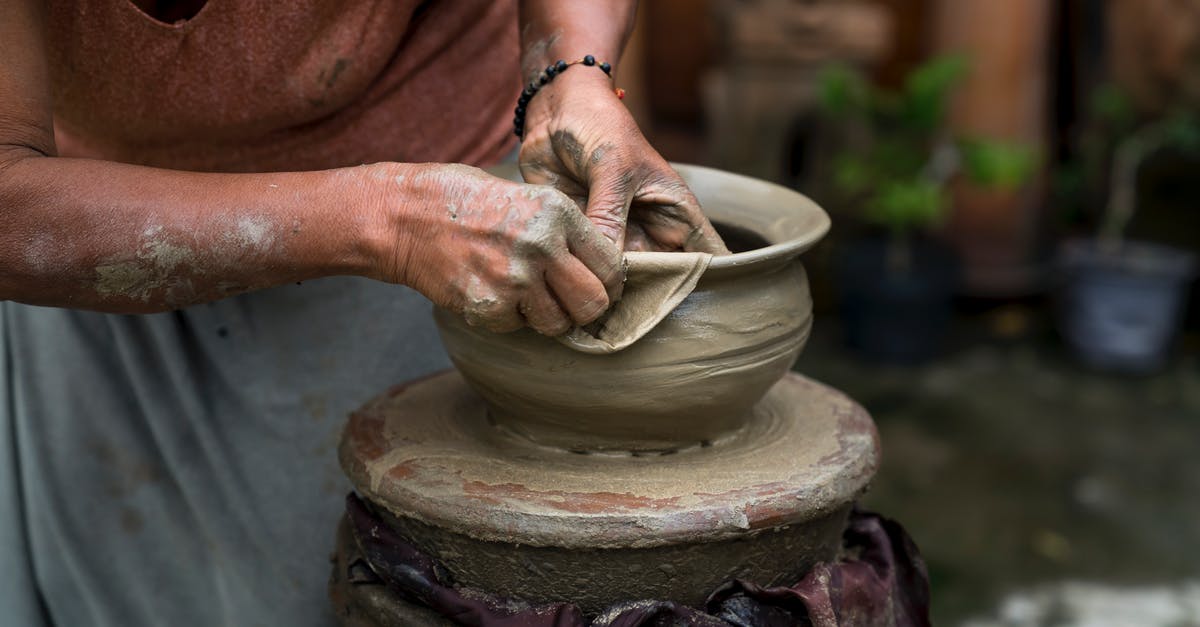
left=1, top=277, right=451, bottom=625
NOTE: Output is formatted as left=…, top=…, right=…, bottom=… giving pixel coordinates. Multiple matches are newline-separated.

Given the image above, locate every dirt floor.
left=793, top=310, right=1200, bottom=625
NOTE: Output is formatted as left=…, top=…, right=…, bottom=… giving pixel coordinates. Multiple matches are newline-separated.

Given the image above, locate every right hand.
left=379, top=164, right=624, bottom=336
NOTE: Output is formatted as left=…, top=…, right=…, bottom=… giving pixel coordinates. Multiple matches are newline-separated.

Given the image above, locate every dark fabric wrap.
left=344, top=494, right=931, bottom=627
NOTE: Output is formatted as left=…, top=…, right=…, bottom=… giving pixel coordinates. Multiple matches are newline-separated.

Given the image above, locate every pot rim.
left=671, top=163, right=831, bottom=276
left=487, top=161, right=831, bottom=277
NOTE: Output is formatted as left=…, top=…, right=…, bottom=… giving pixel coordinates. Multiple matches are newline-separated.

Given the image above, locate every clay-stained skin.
left=518, top=123, right=730, bottom=256
left=92, top=214, right=285, bottom=307
left=518, top=28, right=562, bottom=83
left=397, top=164, right=622, bottom=336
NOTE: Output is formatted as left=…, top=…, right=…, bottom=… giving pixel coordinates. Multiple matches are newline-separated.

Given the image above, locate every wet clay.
left=338, top=370, right=879, bottom=614
left=438, top=163, right=831, bottom=452
left=558, top=251, right=711, bottom=354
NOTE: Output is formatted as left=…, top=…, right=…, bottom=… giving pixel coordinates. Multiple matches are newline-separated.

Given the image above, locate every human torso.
left=45, top=0, right=519, bottom=171
left=2, top=3, right=518, bottom=625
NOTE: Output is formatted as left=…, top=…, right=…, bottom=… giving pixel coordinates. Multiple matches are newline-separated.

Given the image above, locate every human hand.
left=379, top=164, right=624, bottom=336
left=518, top=69, right=730, bottom=255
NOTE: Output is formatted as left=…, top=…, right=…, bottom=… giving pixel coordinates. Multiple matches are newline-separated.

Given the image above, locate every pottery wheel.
left=338, top=369, right=880, bottom=614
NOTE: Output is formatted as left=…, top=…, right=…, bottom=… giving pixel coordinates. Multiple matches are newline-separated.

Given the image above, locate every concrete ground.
left=793, top=311, right=1200, bottom=626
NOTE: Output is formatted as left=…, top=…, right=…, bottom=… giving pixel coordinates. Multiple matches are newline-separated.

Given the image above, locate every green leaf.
left=960, top=139, right=1040, bottom=189
left=901, top=55, right=969, bottom=131
left=833, top=155, right=872, bottom=194
left=817, top=64, right=870, bottom=115
left=864, top=179, right=946, bottom=229
left=1163, top=112, right=1200, bottom=152
left=1089, top=84, right=1134, bottom=126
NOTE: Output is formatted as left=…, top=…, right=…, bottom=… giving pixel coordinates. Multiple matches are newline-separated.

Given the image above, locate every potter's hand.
left=380, top=164, right=623, bottom=336
left=518, top=70, right=730, bottom=255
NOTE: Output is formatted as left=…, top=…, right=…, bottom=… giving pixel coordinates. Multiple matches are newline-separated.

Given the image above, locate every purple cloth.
left=345, top=494, right=930, bottom=626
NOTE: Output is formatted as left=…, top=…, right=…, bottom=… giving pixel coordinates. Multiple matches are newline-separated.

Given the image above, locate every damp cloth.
left=336, top=493, right=932, bottom=627
left=557, top=251, right=712, bottom=355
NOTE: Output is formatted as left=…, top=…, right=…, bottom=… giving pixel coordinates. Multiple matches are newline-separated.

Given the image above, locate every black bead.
left=538, top=74, right=548, bottom=85
left=528, top=82, right=539, bottom=92
left=545, top=64, right=557, bottom=78
left=516, top=105, right=525, bottom=115
left=555, top=60, right=567, bottom=73
left=599, top=62, right=611, bottom=75
left=583, top=55, right=596, bottom=66
left=522, top=86, right=535, bottom=97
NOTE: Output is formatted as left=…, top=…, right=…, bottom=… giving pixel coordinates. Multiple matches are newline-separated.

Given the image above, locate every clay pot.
left=435, top=164, right=830, bottom=453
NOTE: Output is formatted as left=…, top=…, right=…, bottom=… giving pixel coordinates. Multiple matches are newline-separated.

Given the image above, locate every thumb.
left=583, top=162, right=635, bottom=252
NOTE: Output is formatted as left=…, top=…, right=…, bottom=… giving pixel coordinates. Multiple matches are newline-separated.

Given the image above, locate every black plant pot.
left=836, top=235, right=959, bottom=364
left=1057, top=239, right=1196, bottom=374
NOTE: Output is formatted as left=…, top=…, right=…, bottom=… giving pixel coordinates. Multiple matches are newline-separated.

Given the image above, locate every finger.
left=545, top=256, right=610, bottom=326
left=519, top=159, right=587, bottom=198
left=674, top=196, right=730, bottom=255
left=560, top=208, right=626, bottom=303
left=633, top=179, right=731, bottom=255
left=519, top=282, right=574, bottom=337
left=634, top=199, right=730, bottom=255
left=583, top=161, right=635, bottom=252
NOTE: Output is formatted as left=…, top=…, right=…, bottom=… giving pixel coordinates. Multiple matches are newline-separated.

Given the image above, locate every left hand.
left=518, top=68, right=730, bottom=255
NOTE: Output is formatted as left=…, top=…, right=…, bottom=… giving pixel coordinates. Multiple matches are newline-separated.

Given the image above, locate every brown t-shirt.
left=45, top=0, right=520, bottom=172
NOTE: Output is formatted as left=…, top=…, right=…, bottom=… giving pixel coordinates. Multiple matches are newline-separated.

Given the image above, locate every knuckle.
left=588, top=213, right=626, bottom=234
left=462, top=291, right=514, bottom=330
left=512, top=230, right=557, bottom=259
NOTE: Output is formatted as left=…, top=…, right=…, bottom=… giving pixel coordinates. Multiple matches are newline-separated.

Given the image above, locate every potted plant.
left=816, top=56, right=1037, bottom=363
left=1056, top=88, right=1199, bottom=373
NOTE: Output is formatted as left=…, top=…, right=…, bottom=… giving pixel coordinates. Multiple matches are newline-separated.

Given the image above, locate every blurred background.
left=617, top=1, right=1200, bottom=625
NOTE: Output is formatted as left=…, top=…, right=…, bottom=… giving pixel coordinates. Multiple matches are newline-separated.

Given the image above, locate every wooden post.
left=934, top=0, right=1052, bottom=296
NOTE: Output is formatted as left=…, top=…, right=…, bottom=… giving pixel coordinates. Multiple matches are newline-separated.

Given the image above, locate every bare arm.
left=518, top=0, right=637, bottom=83
left=0, top=0, right=619, bottom=334
left=0, top=0, right=396, bottom=312
left=517, top=0, right=728, bottom=254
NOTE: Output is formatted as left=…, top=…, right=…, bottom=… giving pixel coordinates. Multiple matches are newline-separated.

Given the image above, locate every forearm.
left=0, top=151, right=397, bottom=313
left=518, top=0, right=637, bottom=83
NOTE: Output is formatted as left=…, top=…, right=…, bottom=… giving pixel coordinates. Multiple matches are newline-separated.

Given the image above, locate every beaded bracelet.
left=513, top=55, right=626, bottom=140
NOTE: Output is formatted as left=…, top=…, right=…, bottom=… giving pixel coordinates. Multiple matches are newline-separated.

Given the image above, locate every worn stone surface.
left=338, top=370, right=879, bottom=613
left=374, top=504, right=851, bottom=616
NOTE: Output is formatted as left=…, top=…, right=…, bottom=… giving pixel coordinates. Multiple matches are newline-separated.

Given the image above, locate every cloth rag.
left=558, top=251, right=712, bottom=354
left=335, top=493, right=931, bottom=627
